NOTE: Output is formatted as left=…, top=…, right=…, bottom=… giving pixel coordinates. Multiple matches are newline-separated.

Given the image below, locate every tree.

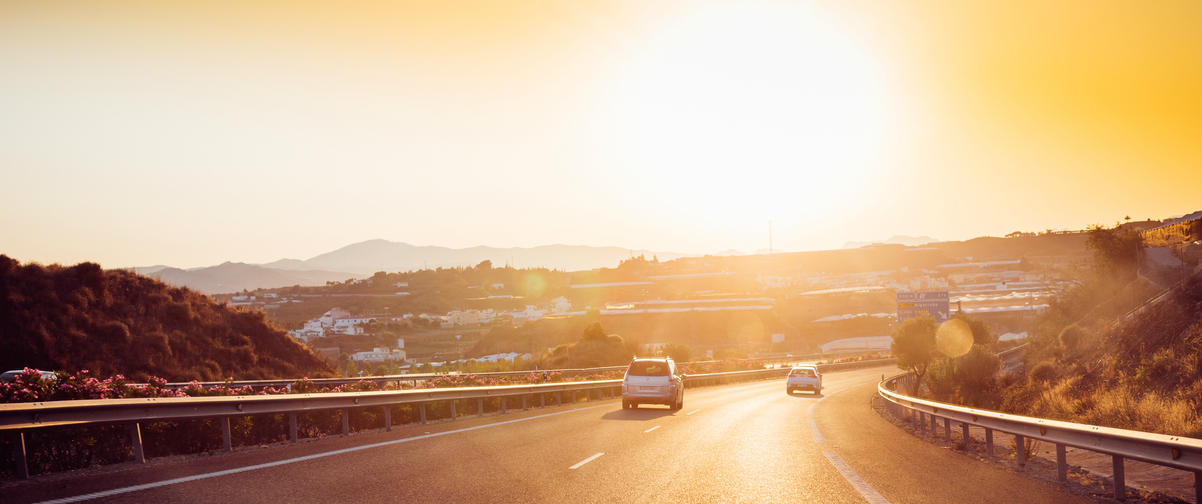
left=950, top=313, right=994, bottom=346
left=662, top=343, right=693, bottom=363
left=953, top=345, right=1001, bottom=406
left=581, top=322, right=607, bottom=341
left=891, top=317, right=938, bottom=394
left=1086, top=226, right=1143, bottom=279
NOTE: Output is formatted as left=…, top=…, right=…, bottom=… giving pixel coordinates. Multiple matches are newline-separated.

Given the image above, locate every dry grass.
left=997, top=274, right=1201, bottom=438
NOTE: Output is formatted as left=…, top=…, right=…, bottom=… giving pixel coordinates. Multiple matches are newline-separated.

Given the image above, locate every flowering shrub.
left=1, top=367, right=632, bottom=404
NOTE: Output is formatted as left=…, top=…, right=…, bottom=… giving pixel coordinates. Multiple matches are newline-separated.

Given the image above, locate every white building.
left=350, top=347, right=407, bottom=363
left=550, top=296, right=572, bottom=314
left=510, top=305, right=546, bottom=323
left=319, top=308, right=351, bottom=327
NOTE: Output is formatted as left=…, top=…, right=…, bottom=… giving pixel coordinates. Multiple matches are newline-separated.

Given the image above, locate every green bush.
left=1028, top=360, right=1057, bottom=384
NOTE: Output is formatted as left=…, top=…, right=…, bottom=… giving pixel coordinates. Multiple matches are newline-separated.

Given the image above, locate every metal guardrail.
left=877, top=372, right=1202, bottom=502
left=154, top=350, right=885, bottom=391
left=0, top=358, right=892, bottom=480
left=159, top=366, right=629, bottom=391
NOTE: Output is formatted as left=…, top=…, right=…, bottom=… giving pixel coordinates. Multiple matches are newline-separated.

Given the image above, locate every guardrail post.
left=383, top=408, right=391, bottom=432
left=128, top=423, right=146, bottom=464
left=960, top=422, right=969, bottom=446
left=572, top=391, right=578, bottom=403
left=1112, top=455, right=1126, bottom=501
left=916, top=412, right=924, bottom=431
left=1015, top=434, right=1026, bottom=467
left=10, top=431, right=29, bottom=479
left=450, top=400, right=457, bottom=420
left=419, top=403, right=427, bottom=425
left=943, top=418, right=951, bottom=439
left=1056, top=444, right=1067, bottom=482
left=929, top=413, right=937, bottom=432
left=522, top=395, right=528, bottom=410
left=501, top=397, right=508, bottom=414
left=556, top=392, right=561, bottom=406
left=1193, top=471, right=1200, bottom=504
left=478, top=398, right=485, bottom=416
left=221, top=417, right=233, bottom=452
left=985, top=428, right=994, bottom=456
left=341, top=408, right=350, bottom=436
left=540, top=393, right=546, bottom=408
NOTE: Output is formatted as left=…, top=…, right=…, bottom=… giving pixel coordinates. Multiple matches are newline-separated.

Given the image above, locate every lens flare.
left=936, top=318, right=974, bottom=358
left=521, top=273, right=547, bottom=298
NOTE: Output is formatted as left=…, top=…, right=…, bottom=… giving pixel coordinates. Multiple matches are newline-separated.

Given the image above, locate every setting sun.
left=609, top=2, right=892, bottom=225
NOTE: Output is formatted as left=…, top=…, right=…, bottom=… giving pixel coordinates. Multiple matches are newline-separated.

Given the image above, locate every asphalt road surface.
left=5, top=365, right=1091, bottom=503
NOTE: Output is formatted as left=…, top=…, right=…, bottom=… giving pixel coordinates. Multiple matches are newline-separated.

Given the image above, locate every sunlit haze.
left=2, top=0, right=1198, bottom=268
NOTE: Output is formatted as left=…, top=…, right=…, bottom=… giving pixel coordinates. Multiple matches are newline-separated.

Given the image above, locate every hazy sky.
left=2, top=1, right=1199, bottom=268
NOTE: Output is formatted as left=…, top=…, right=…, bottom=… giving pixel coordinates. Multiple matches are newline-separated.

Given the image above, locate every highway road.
left=4, top=365, right=1091, bottom=503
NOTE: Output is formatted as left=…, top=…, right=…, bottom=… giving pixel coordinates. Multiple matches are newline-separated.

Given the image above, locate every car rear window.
left=627, top=361, right=670, bottom=376
left=790, top=369, right=815, bottom=377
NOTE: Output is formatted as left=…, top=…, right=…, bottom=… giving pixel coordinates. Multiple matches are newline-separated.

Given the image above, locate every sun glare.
left=609, top=2, right=892, bottom=223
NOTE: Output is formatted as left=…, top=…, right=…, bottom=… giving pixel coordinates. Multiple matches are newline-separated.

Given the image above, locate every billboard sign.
left=897, top=290, right=950, bottom=323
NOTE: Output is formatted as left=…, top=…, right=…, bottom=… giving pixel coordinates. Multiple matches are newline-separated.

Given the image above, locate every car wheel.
left=787, top=387, right=794, bottom=395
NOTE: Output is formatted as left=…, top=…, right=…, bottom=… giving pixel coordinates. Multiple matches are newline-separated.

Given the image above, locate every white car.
left=621, top=357, right=684, bottom=410
left=786, top=365, right=822, bottom=394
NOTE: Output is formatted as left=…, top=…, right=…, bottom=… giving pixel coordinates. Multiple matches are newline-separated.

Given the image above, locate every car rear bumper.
left=623, top=392, right=675, bottom=403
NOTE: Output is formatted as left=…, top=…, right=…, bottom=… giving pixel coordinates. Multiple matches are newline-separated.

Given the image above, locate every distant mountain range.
left=264, top=239, right=687, bottom=275
left=138, top=262, right=353, bottom=294
left=842, top=235, right=939, bottom=249
left=136, top=240, right=688, bottom=294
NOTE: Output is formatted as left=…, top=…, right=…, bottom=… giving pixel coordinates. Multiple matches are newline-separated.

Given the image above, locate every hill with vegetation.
left=892, top=226, right=1200, bottom=437
left=146, top=262, right=353, bottom=294
left=0, top=256, right=332, bottom=381
left=999, top=270, right=1199, bottom=437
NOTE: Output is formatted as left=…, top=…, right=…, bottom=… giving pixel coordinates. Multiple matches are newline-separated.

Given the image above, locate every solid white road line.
left=808, top=385, right=891, bottom=503
left=643, top=425, right=661, bottom=433
left=809, top=415, right=825, bottom=444
left=36, top=404, right=609, bottom=504
left=822, top=450, right=892, bottom=504
left=569, top=452, right=605, bottom=469
left=686, top=408, right=702, bottom=416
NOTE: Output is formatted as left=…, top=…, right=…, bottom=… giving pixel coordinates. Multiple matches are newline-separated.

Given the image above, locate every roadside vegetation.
left=891, top=226, right=1201, bottom=437
left=0, top=256, right=332, bottom=381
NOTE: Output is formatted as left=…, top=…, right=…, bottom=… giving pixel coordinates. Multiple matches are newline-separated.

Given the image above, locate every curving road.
left=4, top=366, right=1089, bottom=503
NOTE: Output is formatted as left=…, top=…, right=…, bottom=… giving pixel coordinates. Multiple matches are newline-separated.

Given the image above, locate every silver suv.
left=621, top=357, right=683, bottom=410
left=786, top=364, right=822, bottom=394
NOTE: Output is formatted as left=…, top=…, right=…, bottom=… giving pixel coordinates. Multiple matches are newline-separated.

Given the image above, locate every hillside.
left=265, top=239, right=688, bottom=274
left=0, top=255, right=333, bottom=381
left=148, top=262, right=354, bottom=294
left=999, top=272, right=1200, bottom=437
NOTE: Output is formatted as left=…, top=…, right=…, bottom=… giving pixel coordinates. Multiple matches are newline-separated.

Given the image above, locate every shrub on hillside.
left=0, top=256, right=332, bottom=381
left=1028, top=360, right=1057, bottom=384
left=1057, top=325, right=1084, bottom=351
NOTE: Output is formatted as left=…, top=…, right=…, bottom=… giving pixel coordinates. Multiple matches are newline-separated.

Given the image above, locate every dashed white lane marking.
left=686, top=408, right=702, bottom=416
left=569, top=452, right=605, bottom=469
left=823, top=450, right=892, bottom=504
left=35, top=404, right=609, bottom=504
left=644, top=425, right=661, bottom=433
